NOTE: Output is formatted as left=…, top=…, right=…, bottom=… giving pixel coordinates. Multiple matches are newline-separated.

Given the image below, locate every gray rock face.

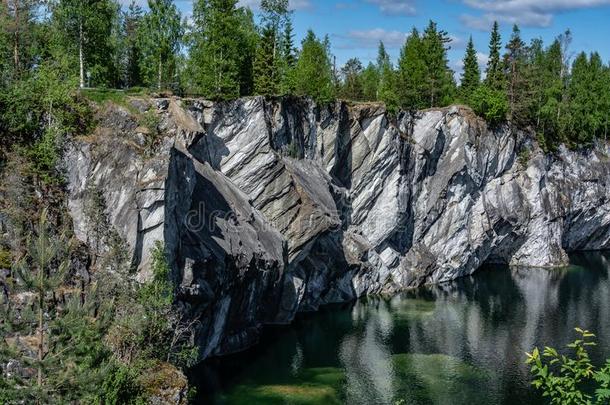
left=65, top=97, right=610, bottom=359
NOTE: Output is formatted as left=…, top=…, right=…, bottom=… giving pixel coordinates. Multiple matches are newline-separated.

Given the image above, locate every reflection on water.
left=191, top=252, right=610, bottom=404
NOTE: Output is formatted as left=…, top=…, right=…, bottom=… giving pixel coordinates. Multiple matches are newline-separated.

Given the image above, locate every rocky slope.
left=65, top=96, right=610, bottom=359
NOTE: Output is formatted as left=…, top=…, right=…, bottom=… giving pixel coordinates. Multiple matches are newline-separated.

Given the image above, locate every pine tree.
left=123, top=0, right=143, bottom=87
left=460, top=36, right=480, bottom=102
left=485, top=21, right=503, bottom=91
left=282, top=19, right=296, bottom=68
left=253, top=25, right=278, bottom=95
left=260, top=0, right=288, bottom=53
left=236, top=7, right=258, bottom=96
left=1, top=0, right=39, bottom=78
left=566, top=52, right=607, bottom=145
left=253, top=0, right=288, bottom=95
left=139, top=0, right=182, bottom=90
left=376, top=40, right=398, bottom=110
left=376, top=40, right=390, bottom=73
left=376, top=40, right=390, bottom=99
left=279, top=19, right=296, bottom=94
left=421, top=20, right=455, bottom=107
left=340, top=57, right=363, bottom=100
left=0, top=1, right=13, bottom=86
left=190, top=0, right=244, bottom=99
left=11, top=209, right=70, bottom=400
left=360, top=62, right=379, bottom=101
left=503, top=25, right=528, bottom=125
left=293, top=30, right=334, bottom=103
left=397, top=28, right=426, bottom=110
left=601, top=63, right=610, bottom=141
left=536, top=39, right=564, bottom=148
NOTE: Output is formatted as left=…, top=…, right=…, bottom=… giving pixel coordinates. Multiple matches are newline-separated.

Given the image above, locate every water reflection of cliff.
left=197, top=252, right=610, bottom=404
left=337, top=251, right=610, bottom=404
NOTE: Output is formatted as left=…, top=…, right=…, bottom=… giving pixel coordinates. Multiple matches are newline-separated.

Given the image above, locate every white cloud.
left=476, top=51, right=489, bottom=67
left=461, top=0, right=610, bottom=29
left=337, top=28, right=409, bottom=49
left=364, top=0, right=417, bottom=16
left=238, top=0, right=312, bottom=11
left=449, top=35, right=466, bottom=49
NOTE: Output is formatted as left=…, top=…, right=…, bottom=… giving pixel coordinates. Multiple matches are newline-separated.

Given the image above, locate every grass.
left=80, top=87, right=149, bottom=107
left=80, top=87, right=166, bottom=154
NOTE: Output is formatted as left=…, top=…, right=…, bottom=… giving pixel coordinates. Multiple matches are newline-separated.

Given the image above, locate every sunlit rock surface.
left=65, top=96, right=610, bottom=359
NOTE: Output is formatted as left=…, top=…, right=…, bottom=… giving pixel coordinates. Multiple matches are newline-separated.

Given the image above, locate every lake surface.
left=191, top=252, right=610, bottom=404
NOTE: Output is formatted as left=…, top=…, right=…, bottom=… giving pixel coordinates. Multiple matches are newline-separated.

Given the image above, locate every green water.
left=191, top=252, right=610, bottom=404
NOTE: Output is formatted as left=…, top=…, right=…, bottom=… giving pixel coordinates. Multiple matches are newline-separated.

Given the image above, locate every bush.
left=100, top=363, right=146, bottom=405
left=469, top=85, right=508, bottom=126
left=0, top=249, right=11, bottom=269
left=526, top=328, right=610, bottom=404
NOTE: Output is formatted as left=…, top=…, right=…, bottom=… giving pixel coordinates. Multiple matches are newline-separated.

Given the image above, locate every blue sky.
left=175, top=0, right=610, bottom=79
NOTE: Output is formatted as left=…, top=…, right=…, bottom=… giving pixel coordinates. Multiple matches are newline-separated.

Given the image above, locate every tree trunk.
left=157, top=57, right=162, bottom=90
left=13, top=0, right=19, bottom=73
left=37, top=290, right=43, bottom=396
left=79, top=18, right=84, bottom=88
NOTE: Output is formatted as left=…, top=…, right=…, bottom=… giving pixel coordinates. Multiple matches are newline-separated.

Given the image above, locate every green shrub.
left=526, top=328, right=610, bottom=404
left=101, top=363, right=146, bottom=405
left=0, top=249, right=11, bottom=269
left=469, top=85, right=508, bottom=126
left=518, top=147, right=531, bottom=167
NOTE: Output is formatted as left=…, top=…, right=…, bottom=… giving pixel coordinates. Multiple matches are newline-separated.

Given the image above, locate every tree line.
left=342, top=22, right=610, bottom=149
left=2, top=0, right=610, bottom=150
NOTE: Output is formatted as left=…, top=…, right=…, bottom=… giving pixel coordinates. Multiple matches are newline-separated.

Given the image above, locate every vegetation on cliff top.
left=2, top=0, right=610, bottom=159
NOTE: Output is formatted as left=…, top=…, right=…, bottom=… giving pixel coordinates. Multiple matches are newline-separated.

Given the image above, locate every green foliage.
left=360, top=62, right=380, bottom=101
left=460, top=36, right=480, bottom=102
left=340, top=58, right=364, bottom=100
left=503, top=25, right=528, bottom=125
left=189, top=0, right=248, bottom=99
left=376, top=41, right=399, bottom=111
left=139, top=0, right=183, bottom=90
left=421, top=20, right=455, bottom=108
left=105, top=241, right=198, bottom=369
left=100, top=363, right=146, bottom=405
left=563, top=52, right=610, bottom=145
left=0, top=52, right=90, bottom=186
left=123, top=1, right=145, bottom=88
left=253, top=0, right=289, bottom=96
left=526, top=328, right=610, bottom=405
left=518, top=147, right=531, bottom=167
left=253, top=25, right=279, bottom=95
left=52, top=0, right=120, bottom=87
left=0, top=249, right=11, bottom=269
left=1, top=218, right=195, bottom=402
left=393, top=21, right=455, bottom=110
left=397, top=28, right=426, bottom=110
left=293, top=30, right=335, bottom=104
left=485, top=21, right=504, bottom=91
left=470, top=85, right=508, bottom=126
left=81, top=87, right=147, bottom=106
left=140, top=109, right=163, bottom=151
left=279, top=19, right=297, bottom=94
